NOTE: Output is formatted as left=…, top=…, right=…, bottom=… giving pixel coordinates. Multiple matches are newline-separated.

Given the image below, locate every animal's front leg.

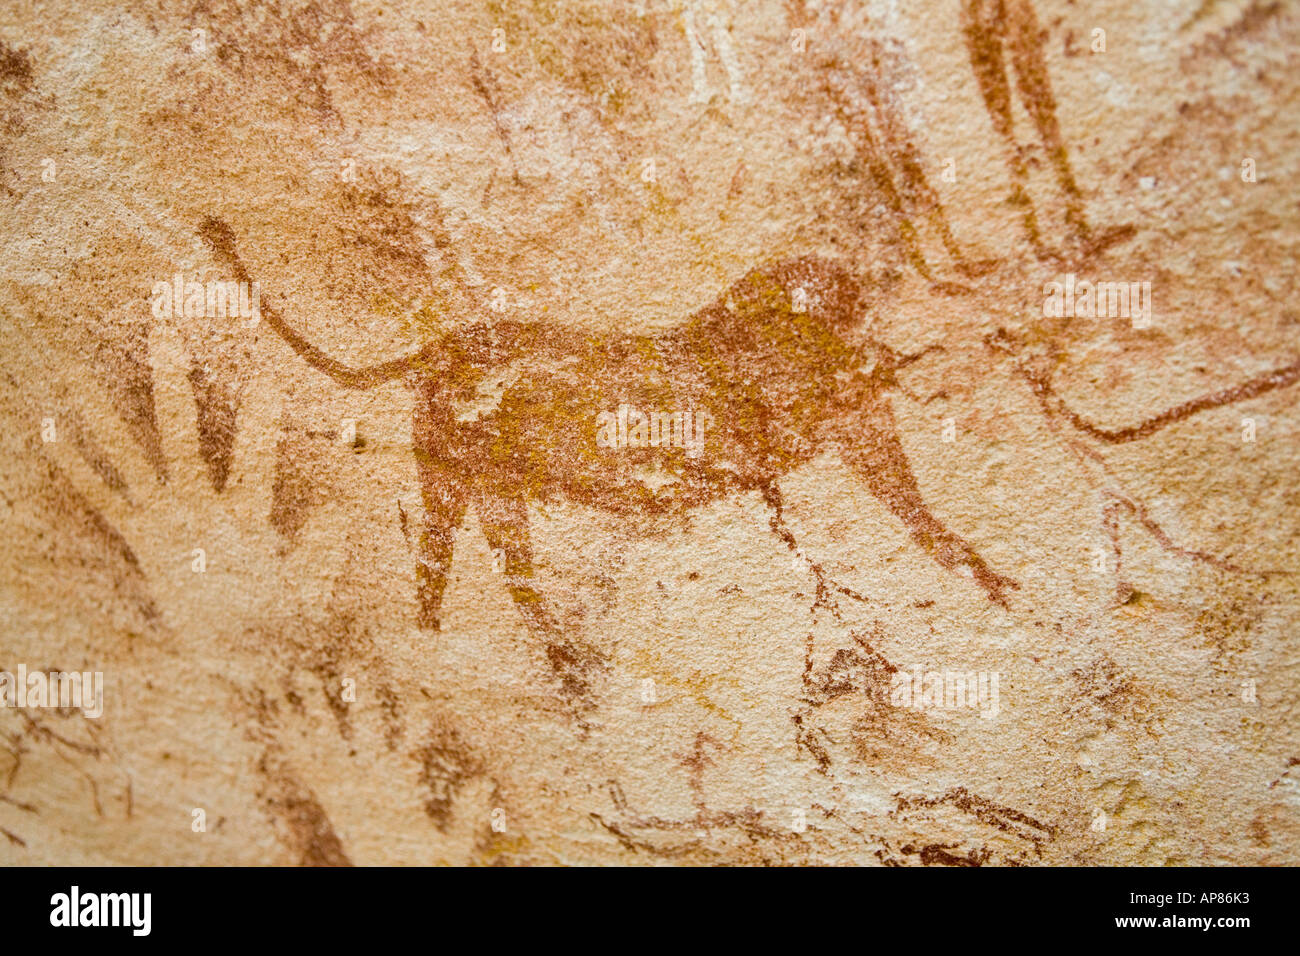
left=477, top=494, right=603, bottom=707
left=840, top=390, right=1018, bottom=606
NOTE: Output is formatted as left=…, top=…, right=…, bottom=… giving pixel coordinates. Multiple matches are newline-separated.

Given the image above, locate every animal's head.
left=676, top=254, right=905, bottom=400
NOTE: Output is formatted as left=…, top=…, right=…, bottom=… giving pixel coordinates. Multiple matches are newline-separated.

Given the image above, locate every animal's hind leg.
left=961, top=0, right=1050, bottom=258
left=412, top=387, right=469, bottom=632
left=477, top=494, right=603, bottom=705
left=414, top=468, right=467, bottom=632
left=1002, top=0, right=1091, bottom=243
left=840, top=392, right=1018, bottom=606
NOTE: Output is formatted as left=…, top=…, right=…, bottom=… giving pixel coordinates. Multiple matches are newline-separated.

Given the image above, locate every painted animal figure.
left=200, top=218, right=1016, bottom=700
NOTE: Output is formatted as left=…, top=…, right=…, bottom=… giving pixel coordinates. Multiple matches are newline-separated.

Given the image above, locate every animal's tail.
left=198, top=216, right=431, bottom=390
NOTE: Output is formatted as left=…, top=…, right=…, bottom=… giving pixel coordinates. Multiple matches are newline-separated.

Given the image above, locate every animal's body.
left=201, top=219, right=1016, bottom=699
